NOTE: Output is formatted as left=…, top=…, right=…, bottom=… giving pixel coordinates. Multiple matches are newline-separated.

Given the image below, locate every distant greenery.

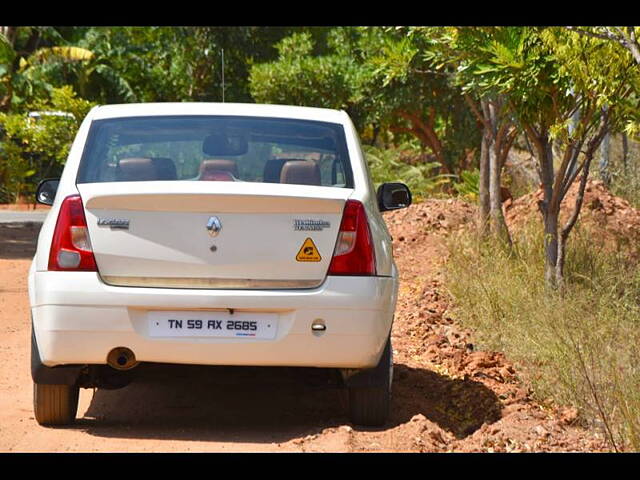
left=250, top=27, right=481, bottom=174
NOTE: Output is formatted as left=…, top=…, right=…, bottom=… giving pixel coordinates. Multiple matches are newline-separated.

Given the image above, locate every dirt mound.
left=384, top=198, right=477, bottom=237
left=505, top=180, right=640, bottom=249
left=383, top=199, right=476, bottom=282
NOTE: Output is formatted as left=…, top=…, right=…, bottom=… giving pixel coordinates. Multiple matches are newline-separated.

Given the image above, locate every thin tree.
left=449, top=27, right=639, bottom=287
left=516, top=28, right=636, bottom=287
left=464, top=94, right=516, bottom=243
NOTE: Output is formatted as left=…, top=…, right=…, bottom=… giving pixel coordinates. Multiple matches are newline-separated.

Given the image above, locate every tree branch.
left=567, top=26, right=640, bottom=65
left=395, top=110, right=446, bottom=168
left=463, top=94, right=492, bottom=133
left=560, top=160, right=585, bottom=201
left=566, top=26, right=623, bottom=43
left=560, top=110, right=610, bottom=241
left=499, top=126, right=518, bottom=170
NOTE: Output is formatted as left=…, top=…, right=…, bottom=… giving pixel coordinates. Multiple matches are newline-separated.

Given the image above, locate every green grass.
left=444, top=221, right=640, bottom=451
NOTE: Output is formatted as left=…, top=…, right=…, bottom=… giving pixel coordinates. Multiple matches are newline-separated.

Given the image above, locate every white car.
left=29, top=103, right=411, bottom=427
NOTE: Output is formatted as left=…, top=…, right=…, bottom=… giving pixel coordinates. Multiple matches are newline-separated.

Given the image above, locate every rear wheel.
left=347, top=338, right=393, bottom=427
left=33, top=382, right=79, bottom=426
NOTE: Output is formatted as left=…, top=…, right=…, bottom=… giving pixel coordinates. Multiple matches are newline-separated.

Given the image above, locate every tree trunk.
left=622, top=133, right=629, bottom=174
left=486, top=101, right=511, bottom=244
left=396, top=111, right=448, bottom=172
left=370, top=125, right=380, bottom=146
left=478, top=126, right=491, bottom=236
left=599, top=131, right=610, bottom=186
left=528, top=129, right=558, bottom=288
left=544, top=209, right=559, bottom=288
left=489, top=138, right=511, bottom=244
left=556, top=116, right=608, bottom=289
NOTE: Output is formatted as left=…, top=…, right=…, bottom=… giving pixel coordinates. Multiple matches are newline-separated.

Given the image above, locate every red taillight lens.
left=48, top=194, right=97, bottom=271
left=328, top=200, right=376, bottom=276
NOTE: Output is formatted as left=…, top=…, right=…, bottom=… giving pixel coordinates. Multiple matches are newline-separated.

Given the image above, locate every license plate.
left=148, top=311, right=278, bottom=339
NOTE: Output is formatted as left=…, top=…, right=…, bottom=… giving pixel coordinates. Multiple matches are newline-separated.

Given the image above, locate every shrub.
left=363, top=144, right=453, bottom=200
left=452, top=168, right=480, bottom=201
left=0, top=85, right=95, bottom=203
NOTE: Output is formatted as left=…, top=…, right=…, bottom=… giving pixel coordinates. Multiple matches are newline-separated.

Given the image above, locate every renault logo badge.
left=206, top=216, right=222, bottom=237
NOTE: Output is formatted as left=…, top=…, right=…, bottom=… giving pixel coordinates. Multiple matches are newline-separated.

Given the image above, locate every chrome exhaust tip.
left=107, top=347, right=139, bottom=371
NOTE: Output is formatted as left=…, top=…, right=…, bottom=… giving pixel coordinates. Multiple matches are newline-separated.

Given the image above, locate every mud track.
left=0, top=202, right=609, bottom=452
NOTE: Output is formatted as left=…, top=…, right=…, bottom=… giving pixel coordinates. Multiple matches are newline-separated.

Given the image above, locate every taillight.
left=328, top=200, right=376, bottom=276
left=48, top=194, right=97, bottom=271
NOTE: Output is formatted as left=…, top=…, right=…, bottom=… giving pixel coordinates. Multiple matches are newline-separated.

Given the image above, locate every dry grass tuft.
left=445, top=220, right=640, bottom=451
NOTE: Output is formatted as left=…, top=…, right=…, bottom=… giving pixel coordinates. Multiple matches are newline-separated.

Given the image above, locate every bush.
left=0, top=85, right=95, bottom=203
left=445, top=221, right=640, bottom=451
left=363, top=144, right=452, bottom=200
left=452, top=168, right=480, bottom=201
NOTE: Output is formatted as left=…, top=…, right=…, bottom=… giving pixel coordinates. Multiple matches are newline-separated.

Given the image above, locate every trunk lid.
left=77, top=181, right=351, bottom=289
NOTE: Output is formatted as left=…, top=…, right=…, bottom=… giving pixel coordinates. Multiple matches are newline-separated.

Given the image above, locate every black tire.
left=347, top=338, right=393, bottom=427
left=33, top=382, right=79, bottom=426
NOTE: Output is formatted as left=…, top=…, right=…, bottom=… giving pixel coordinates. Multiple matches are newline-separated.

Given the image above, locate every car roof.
left=89, top=103, right=348, bottom=124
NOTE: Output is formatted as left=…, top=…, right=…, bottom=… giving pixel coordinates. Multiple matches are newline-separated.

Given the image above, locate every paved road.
left=0, top=210, right=49, bottom=224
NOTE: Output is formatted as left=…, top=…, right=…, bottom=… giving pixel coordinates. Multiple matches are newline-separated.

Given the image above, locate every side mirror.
left=377, top=182, right=412, bottom=212
left=35, top=179, right=60, bottom=206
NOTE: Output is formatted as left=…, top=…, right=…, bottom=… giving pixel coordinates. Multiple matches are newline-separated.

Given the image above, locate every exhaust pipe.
left=107, top=347, right=139, bottom=371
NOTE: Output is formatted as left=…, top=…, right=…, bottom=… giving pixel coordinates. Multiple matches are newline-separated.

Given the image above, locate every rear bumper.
left=30, top=272, right=397, bottom=369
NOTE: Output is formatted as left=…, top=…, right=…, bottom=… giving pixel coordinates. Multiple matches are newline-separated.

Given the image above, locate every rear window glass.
left=76, top=115, right=353, bottom=188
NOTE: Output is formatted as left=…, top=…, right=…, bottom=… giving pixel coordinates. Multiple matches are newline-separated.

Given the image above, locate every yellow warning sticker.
left=296, top=237, right=322, bottom=262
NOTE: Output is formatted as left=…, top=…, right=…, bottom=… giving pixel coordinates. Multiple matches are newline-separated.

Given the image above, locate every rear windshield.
left=76, top=115, right=353, bottom=188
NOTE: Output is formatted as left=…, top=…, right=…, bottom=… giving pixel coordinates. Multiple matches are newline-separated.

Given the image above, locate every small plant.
left=452, top=168, right=480, bottom=201
left=363, top=144, right=453, bottom=200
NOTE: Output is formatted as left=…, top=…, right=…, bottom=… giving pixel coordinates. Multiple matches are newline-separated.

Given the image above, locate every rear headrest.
left=280, top=160, right=321, bottom=186
left=152, top=157, right=177, bottom=180
left=199, top=159, right=239, bottom=180
left=263, top=158, right=288, bottom=183
left=116, top=157, right=178, bottom=181
left=116, top=158, right=158, bottom=182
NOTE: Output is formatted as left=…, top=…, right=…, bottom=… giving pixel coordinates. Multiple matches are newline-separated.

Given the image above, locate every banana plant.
left=18, top=36, right=137, bottom=104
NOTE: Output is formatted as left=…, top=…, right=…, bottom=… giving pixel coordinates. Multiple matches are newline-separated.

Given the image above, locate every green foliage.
left=451, top=27, right=638, bottom=142
left=541, top=28, right=640, bottom=138
left=452, top=169, right=480, bottom=201
left=107, top=26, right=299, bottom=104
left=250, top=27, right=481, bottom=173
left=250, top=29, right=373, bottom=128
left=363, top=145, right=452, bottom=199
left=446, top=221, right=640, bottom=451
left=2, top=26, right=299, bottom=108
left=0, top=85, right=95, bottom=202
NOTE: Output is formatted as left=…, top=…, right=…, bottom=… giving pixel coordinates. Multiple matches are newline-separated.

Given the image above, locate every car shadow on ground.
left=0, top=223, right=40, bottom=259
left=75, top=361, right=502, bottom=444
left=390, top=364, right=502, bottom=438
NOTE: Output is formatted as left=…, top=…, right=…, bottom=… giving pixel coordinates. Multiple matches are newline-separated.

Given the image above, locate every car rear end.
left=30, top=104, right=402, bottom=426
left=31, top=104, right=397, bottom=370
